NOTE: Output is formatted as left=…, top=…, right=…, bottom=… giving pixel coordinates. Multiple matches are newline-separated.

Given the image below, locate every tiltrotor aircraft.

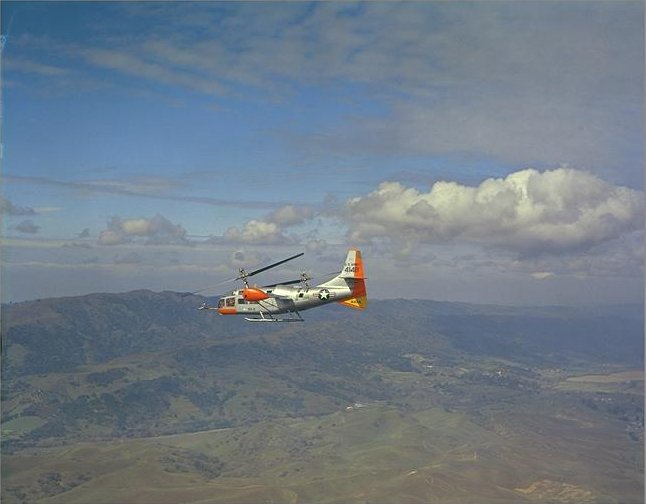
left=197, top=249, right=367, bottom=322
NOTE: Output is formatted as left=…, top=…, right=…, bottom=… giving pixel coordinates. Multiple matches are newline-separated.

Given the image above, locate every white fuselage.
left=218, top=279, right=356, bottom=316
left=212, top=248, right=367, bottom=321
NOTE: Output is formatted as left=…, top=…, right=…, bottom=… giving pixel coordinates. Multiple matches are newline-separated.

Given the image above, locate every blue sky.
left=1, top=1, right=644, bottom=305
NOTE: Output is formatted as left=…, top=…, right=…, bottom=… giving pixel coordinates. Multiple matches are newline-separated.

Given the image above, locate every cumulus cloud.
left=98, top=229, right=124, bottom=246
left=267, top=205, right=314, bottom=227
left=224, top=204, right=316, bottom=245
left=344, top=168, right=644, bottom=257
left=224, top=219, right=287, bottom=245
left=98, top=214, right=189, bottom=246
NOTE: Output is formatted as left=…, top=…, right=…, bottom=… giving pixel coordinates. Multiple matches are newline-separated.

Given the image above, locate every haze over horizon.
left=1, top=1, right=643, bottom=305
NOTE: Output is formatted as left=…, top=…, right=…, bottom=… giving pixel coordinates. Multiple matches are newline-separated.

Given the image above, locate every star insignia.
left=318, top=289, right=330, bottom=300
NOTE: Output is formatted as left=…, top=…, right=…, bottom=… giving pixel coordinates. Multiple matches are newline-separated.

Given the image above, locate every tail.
left=337, top=249, right=368, bottom=310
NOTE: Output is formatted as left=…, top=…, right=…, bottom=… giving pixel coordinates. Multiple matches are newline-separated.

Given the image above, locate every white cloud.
left=98, top=214, right=189, bottom=246
left=224, top=219, right=286, bottom=245
left=344, top=168, right=644, bottom=257
left=267, top=205, right=314, bottom=227
left=97, top=229, right=124, bottom=246
left=224, top=204, right=317, bottom=245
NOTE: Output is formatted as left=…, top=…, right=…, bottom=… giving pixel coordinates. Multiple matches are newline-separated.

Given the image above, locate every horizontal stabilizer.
left=338, top=295, right=368, bottom=310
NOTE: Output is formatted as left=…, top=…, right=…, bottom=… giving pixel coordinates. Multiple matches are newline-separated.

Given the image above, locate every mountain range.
left=1, top=290, right=643, bottom=503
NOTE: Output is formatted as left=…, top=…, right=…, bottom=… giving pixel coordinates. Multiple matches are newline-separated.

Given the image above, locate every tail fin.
left=338, top=249, right=367, bottom=310
left=339, top=249, right=366, bottom=279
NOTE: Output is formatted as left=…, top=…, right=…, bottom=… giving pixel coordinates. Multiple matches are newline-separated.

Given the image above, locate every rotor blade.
left=185, top=277, right=237, bottom=296
left=260, top=271, right=340, bottom=289
left=261, top=278, right=303, bottom=289
left=237, top=252, right=304, bottom=280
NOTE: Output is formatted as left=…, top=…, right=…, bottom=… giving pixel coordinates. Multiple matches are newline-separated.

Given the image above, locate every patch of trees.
left=160, top=450, right=224, bottom=479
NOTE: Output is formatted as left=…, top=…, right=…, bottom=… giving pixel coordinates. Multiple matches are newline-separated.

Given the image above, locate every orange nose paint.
left=243, top=287, right=270, bottom=302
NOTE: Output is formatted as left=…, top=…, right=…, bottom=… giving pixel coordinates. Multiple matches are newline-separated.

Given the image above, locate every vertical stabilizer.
left=338, top=249, right=367, bottom=310
left=339, top=249, right=366, bottom=279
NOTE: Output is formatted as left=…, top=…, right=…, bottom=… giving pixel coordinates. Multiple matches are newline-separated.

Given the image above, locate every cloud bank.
left=345, top=168, right=644, bottom=257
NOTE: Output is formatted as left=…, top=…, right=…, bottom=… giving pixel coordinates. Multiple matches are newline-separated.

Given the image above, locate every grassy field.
left=3, top=402, right=643, bottom=504
left=557, top=369, right=644, bottom=394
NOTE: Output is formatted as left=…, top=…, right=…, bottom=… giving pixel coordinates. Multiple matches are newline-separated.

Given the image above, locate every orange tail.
left=338, top=249, right=367, bottom=310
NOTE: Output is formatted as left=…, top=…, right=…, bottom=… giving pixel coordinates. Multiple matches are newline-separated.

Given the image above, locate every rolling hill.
left=1, top=291, right=643, bottom=503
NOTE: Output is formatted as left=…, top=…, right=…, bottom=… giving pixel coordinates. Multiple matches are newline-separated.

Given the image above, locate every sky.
left=1, top=1, right=644, bottom=306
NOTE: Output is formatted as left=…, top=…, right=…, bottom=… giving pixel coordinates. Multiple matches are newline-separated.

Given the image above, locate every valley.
left=1, top=291, right=643, bottom=503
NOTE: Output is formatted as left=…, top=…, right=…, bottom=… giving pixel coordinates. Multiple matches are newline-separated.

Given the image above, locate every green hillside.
left=1, top=291, right=643, bottom=503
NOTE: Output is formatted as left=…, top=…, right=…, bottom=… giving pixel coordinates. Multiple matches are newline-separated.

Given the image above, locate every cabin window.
left=218, top=299, right=225, bottom=308
left=226, top=297, right=235, bottom=307
left=298, top=293, right=304, bottom=298
left=238, top=298, right=246, bottom=304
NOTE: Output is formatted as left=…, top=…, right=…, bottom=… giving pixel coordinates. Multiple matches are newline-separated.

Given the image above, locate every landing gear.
left=245, top=310, right=304, bottom=322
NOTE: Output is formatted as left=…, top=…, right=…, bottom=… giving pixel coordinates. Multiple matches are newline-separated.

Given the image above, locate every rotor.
left=184, top=252, right=305, bottom=295
left=236, top=252, right=304, bottom=287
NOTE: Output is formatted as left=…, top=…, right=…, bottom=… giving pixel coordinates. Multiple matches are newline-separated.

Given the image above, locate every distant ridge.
left=2, top=290, right=643, bottom=378
left=2, top=289, right=643, bottom=504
